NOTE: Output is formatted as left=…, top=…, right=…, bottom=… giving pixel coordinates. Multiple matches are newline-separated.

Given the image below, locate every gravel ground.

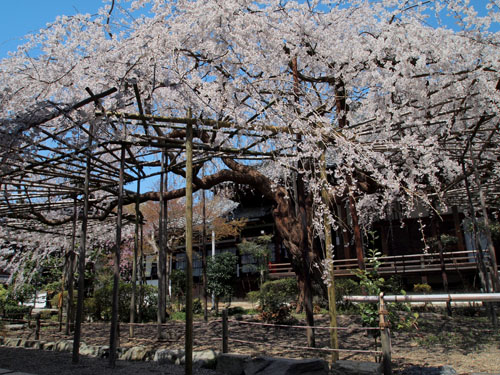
left=0, top=346, right=223, bottom=375
left=2, top=311, right=500, bottom=374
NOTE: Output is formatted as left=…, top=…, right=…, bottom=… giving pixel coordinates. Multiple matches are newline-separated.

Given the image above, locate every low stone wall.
left=0, top=336, right=388, bottom=374
left=0, top=336, right=217, bottom=369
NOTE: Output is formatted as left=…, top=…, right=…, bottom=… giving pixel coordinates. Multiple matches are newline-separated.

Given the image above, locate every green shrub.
left=38, top=310, right=51, bottom=320
left=227, top=306, right=245, bottom=315
left=247, top=291, right=260, bottom=305
left=3, top=305, right=32, bottom=319
left=50, top=290, right=78, bottom=311
left=89, top=279, right=158, bottom=322
left=258, top=278, right=298, bottom=324
left=183, top=298, right=203, bottom=314
left=413, top=283, right=432, bottom=294
left=353, top=232, right=418, bottom=334
left=0, top=284, right=8, bottom=310
left=334, top=278, right=361, bottom=313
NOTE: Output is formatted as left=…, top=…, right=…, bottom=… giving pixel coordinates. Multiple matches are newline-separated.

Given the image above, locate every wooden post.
left=348, top=191, right=365, bottom=270
left=222, top=308, right=229, bottom=353
left=202, top=184, right=208, bottom=322
left=158, top=151, right=167, bottom=339
left=452, top=206, right=466, bottom=252
left=320, top=151, right=339, bottom=362
left=461, top=159, right=497, bottom=327
left=130, top=176, right=140, bottom=338
left=109, top=145, right=125, bottom=368
left=431, top=216, right=452, bottom=316
left=338, top=204, right=352, bottom=260
left=72, top=119, right=93, bottom=364
left=470, top=148, right=500, bottom=292
left=66, top=197, right=77, bottom=336
left=185, top=120, right=194, bottom=375
left=378, top=293, right=392, bottom=375
left=35, top=313, right=41, bottom=341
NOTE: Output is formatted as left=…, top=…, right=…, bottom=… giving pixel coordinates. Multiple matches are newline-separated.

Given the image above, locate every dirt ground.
left=1, top=309, right=500, bottom=374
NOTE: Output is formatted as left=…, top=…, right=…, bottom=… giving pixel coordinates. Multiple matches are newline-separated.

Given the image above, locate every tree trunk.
left=297, top=268, right=316, bottom=347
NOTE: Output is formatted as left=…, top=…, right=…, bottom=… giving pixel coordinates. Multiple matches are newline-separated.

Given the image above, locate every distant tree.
left=238, top=234, right=272, bottom=287
left=206, top=252, right=238, bottom=314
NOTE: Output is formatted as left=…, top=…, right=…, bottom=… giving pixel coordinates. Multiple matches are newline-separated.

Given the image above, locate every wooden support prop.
left=185, top=120, right=194, bottom=375
left=109, top=145, right=125, bottom=368
left=130, top=176, right=140, bottom=339
left=379, top=293, right=392, bottom=375
left=72, top=120, right=93, bottom=364
left=320, top=151, right=339, bottom=362
left=222, top=308, right=229, bottom=354
left=66, top=197, right=77, bottom=335
left=202, top=184, right=208, bottom=322
left=35, top=313, right=41, bottom=341
left=157, top=150, right=167, bottom=340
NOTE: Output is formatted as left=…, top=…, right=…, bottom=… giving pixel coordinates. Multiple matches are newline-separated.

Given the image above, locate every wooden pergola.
left=0, top=85, right=293, bottom=372
left=1, top=81, right=500, bottom=372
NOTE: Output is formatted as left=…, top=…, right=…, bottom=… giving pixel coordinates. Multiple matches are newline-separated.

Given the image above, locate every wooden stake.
left=72, top=121, right=93, bottom=364
left=470, top=148, right=500, bottom=292
left=320, top=152, right=339, bottom=362
left=158, top=150, right=167, bottom=339
left=202, top=183, right=208, bottom=322
left=222, top=308, right=228, bottom=353
left=379, top=293, right=392, bottom=375
left=109, top=145, right=125, bottom=368
left=65, top=197, right=77, bottom=335
left=130, top=175, right=140, bottom=338
left=185, top=120, right=194, bottom=375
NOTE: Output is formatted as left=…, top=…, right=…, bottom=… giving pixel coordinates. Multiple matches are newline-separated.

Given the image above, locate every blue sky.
left=1, top=0, right=495, bottom=59
left=0, top=0, right=106, bottom=58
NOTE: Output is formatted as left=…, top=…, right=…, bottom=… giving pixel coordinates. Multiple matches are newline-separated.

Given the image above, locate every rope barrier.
left=228, top=337, right=382, bottom=355
left=227, top=319, right=380, bottom=331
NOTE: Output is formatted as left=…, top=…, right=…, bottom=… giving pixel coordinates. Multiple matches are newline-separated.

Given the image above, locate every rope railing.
left=228, top=337, right=382, bottom=355
left=220, top=308, right=387, bottom=372
left=226, top=318, right=380, bottom=331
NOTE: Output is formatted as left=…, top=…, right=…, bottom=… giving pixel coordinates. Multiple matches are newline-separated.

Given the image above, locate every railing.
left=269, top=250, right=482, bottom=279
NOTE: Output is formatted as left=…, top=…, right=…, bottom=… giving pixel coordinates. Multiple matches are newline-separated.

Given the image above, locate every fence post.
left=35, top=313, right=41, bottom=341
left=222, top=308, right=228, bottom=353
left=129, top=323, right=134, bottom=339
left=379, top=293, right=392, bottom=375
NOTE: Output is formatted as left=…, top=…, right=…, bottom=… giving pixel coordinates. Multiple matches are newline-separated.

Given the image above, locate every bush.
left=246, top=291, right=260, bottom=306
left=50, top=290, right=78, bottom=311
left=413, top=283, right=432, bottom=294
left=227, top=306, right=246, bottom=315
left=183, top=298, right=203, bottom=314
left=207, top=252, right=238, bottom=303
left=334, top=278, right=361, bottom=313
left=258, top=278, right=298, bottom=324
left=89, top=279, right=158, bottom=322
left=3, top=305, right=32, bottom=319
left=353, top=245, right=418, bottom=334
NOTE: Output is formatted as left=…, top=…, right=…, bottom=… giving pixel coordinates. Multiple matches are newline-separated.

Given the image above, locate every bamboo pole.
left=378, top=293, right=392, bottom=375
left=157, top=150, right=167, bottom=339
left=452, top=206, right=466, bottom=252
left=320, top=152, right=339, bottom=362
left=65, top=197, right=78, bottom=335
left=130, top=175, right=140, bottom=338
left=345, top=293, right=500, bottom=303
left=469, top=148, right=500, bottom=292
left=72, top=120, right=93, bottom=364
left=461, top=159, right=497, bottom=327
left=222, top=308, right=229, bottom=353
left=202, top=183, right=208, bottom=322
left=348, top=191, right=365, bottom=270
left=109, top=145, right=125, bottom=368
left=185, top=120, right=194, bottom=375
